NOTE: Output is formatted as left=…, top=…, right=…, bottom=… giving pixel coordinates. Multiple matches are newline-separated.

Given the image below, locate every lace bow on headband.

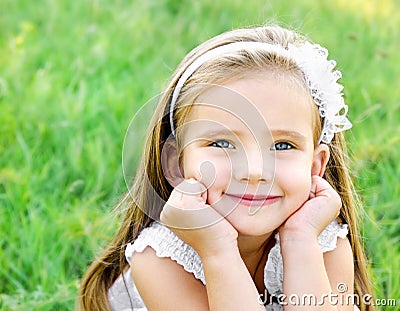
left=170, top=41, right=352, bottom=144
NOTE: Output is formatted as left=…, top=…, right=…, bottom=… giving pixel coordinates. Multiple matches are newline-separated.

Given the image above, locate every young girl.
left=79, top=25, right=373, bottom=310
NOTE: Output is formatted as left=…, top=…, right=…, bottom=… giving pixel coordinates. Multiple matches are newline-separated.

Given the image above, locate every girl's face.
left=178, top=75, right=323, bottom=237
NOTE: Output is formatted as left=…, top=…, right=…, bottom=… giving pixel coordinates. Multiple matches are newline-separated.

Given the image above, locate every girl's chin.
left=229, top=219, right=279, bottom=238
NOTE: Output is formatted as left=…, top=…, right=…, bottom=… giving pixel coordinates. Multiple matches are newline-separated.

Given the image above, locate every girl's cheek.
left=181, top=149, right=205, bottom=179
left=201, top=159, right=225, bottom=186
left=276, top=160, right=312, bottom=189
left=182, top=152, right=227, bottom=181
left=205, top=159, right=232, bottom=196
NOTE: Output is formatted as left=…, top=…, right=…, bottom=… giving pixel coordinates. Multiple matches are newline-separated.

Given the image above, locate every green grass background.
left=1, top=0, right=399, bottom=310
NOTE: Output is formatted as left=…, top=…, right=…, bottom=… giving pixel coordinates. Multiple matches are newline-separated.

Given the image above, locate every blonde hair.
left=78, top=25, right=373, bottom=310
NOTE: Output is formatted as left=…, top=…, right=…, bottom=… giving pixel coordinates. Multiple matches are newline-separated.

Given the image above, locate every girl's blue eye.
left=210, top=140, right=235, bottom=149
left=272, top=142, right=294, bottom=151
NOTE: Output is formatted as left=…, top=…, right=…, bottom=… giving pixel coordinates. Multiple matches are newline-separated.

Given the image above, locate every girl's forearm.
left=202, top=248, right=265, bottom=311
left=280, top=236, right=337, bottom=311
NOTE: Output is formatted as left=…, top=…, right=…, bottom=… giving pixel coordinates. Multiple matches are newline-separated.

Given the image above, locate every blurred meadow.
left=0, top=0, right=399, bottom=310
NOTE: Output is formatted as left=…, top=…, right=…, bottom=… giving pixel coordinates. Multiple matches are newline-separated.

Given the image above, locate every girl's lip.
left=224, top=193, right=281, bottom=206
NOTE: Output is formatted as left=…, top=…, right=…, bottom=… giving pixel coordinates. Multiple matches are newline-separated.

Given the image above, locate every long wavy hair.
left=78, top=25, right=374, bottom=311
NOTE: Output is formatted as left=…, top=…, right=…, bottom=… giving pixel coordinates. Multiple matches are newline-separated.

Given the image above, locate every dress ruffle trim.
left=125, top=222, right=206, bottom=285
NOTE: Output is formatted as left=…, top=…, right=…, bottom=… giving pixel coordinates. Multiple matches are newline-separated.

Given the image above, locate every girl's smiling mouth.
left=224, top=193, right=281, bottom=207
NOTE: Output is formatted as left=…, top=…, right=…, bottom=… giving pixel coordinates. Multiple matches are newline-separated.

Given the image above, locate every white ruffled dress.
left=108, top=220, right=356, bottom=311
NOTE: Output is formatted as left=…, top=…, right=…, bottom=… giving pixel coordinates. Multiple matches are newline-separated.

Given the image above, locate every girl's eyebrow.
left=270, top=130, right=307, bottom=143
left=191, top=128, right=240, bottom=139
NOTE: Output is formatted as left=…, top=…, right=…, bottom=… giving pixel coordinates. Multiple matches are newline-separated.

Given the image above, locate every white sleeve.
left=125, top=222, right=206, bottom=285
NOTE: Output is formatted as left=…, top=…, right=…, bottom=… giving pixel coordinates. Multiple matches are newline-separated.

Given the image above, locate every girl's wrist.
left=198, top=241, right=240, bottom=263
left=279, top=229, right=319, bottom=250
left=280, top=235, right=321, bottom=260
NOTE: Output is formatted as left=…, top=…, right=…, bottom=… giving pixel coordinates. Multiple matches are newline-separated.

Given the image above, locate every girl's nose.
left=234, top=150, right=274, bottom=184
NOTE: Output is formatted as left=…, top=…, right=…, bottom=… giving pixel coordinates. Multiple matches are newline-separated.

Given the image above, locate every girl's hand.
left=160, top=178, right=238, bottom=259
left=279, top=175, right=342, bottom=241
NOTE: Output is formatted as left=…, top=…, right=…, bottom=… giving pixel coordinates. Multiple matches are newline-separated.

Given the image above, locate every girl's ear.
left=311, top=144, right=330, bottom=177
left=161, top=138, right=184, bottom=188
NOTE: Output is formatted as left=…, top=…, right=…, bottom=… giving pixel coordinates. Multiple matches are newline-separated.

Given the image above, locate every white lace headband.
left=169, top=41, right=352, bottom=144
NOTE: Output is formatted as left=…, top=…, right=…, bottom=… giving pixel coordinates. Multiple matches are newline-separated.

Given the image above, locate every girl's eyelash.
left=271, top=142, right=295, bottom=151
left=209, top=140, right=235, bottom=149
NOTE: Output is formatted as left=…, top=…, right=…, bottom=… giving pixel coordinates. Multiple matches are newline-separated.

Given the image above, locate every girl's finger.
left=311, top=175, right=334, bottom=198
left=175, top=178, right=207, bottom=197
